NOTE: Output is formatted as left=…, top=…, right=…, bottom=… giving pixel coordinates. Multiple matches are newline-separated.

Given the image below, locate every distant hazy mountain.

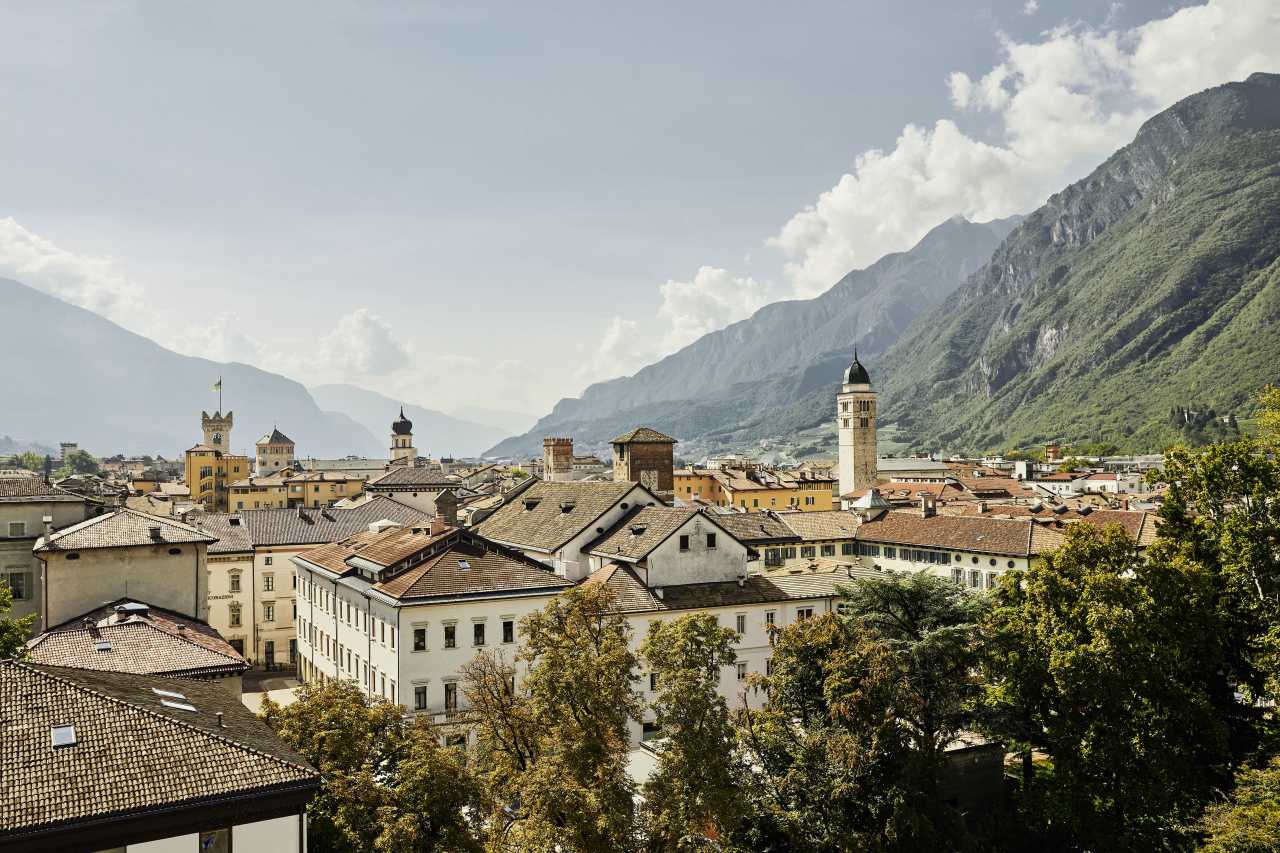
left=310, top=384, right=512, bottom=458
left=487, top=214, right=1021, bottom=458
left=0, top=278, right=383, bottom=458
left=878, top=72, right=1280, bottom=452
left=450, top=405, right=539, bottom=436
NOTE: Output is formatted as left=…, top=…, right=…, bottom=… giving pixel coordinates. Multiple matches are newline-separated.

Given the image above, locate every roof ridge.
left=9, top=661, right=315, bottom=777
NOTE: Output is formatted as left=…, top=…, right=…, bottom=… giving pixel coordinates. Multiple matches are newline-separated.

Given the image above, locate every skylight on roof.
left=458, top=559, right=471, bottom=571
left=94, top=640, right=112, bottom=652
left=151, top=687, right=186, bottom=700
left=161, top=699, right=198, bottom=712
left=50, top=724, right=76, bottom=749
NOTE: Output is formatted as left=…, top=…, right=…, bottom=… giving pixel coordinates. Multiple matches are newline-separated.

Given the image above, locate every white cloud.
left=1023, top=0, right=1039, bottom=15
left=657, top=266, right=772, bottom=353
left=577, top=316, right=656, bottom=387
left=0, top=217, right=150, bottom=329
left=772, top=0, right=1280, bottom=298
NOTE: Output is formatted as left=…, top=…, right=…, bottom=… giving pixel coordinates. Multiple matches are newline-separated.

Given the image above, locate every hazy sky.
left=2, top=0, right=1277, bottom=417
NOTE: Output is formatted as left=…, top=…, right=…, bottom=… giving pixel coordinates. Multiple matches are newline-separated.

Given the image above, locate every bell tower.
left=390, top=407, right=417, bottom=464
left=837, top=352, right=877, bottom=500
left=201, top=410, right=233, bottom=451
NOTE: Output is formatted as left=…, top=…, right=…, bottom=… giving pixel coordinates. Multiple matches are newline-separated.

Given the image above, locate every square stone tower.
left=201, top=411, right=233, bottom=451
left=611, top=427, right=676, bottom=499
left=837, top=354, right=877, bottom=499
left=543, top=437, right=574, bottom=482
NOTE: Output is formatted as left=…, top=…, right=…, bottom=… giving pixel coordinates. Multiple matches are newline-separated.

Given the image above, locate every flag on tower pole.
left=213, top=377, right=223, bottom=412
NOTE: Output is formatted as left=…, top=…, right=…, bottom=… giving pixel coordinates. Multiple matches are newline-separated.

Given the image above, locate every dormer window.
left=559, top=501, right=576, bottom=513
left=629, top=524, right=647, bottom=536
left=522, top=499, right=540, bottom=511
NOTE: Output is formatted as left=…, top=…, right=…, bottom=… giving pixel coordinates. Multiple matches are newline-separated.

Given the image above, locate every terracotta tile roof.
left=124, top=494, right=175, bottom=516
left=294, top=527, right=572, bottom=601
left=855, top=511, right=1065, bottom=556
left=586, top=506, right=700, bottom=561
left=476, top=481, right=655, bottom=553
left=188, top=512, right=255, bottom=554
left=229, top=475, right=288, bottom=488
left=367, top=467, right=462, bottom=488
left=712, top=467, right=837, bottom=493
left=35, top=509, right=216, bottom=553
left=584, top=561, right=856, bottom=614
left=713, top=512, right=801, bottom=544
left=1, top=662, right=317, bottom=838
left=611, top=427, right=677, bottom=444
left=26, top=601, right=247, bottom=678
left=235, top=496, right=429, bottom=547
left=157, top=482, right=190, bottom=497
left=374, top=538, right=572, bottom=601
left=942, top=505, right=1159, bottom=547
left=778, top=510, right=861, bottom=541
left=0, top=479, right=83, bottom=502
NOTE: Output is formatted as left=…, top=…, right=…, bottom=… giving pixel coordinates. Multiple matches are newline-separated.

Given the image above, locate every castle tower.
left=256, top=427, right=296, bottom=476
left=390, top=407, right=417, bottom=464
left=543, top=437, right=574, bottom=482
left=837, top=353, right=877, bottom=500
left=201, top=410, right=233, bottom=451
left=611, top=427, right=676, bottom=499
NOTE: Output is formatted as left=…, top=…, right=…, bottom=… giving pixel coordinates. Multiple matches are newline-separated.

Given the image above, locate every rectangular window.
left=474, top=622, right=486, bottom=647
left=764, top=548, right=782, bottom=567
left=5, top=573, right=29, bottom=601
left=736, top=662, right=747, bottom=681
left=229, top=574, right=241, bottom=593
left=841, top=543, right=854, bottom=556
left=885, top=547, right=897, bottom=559
left=380, top=622, right=385, bottom=644
left=706, top=533, right=717, bottom=549
left=390, top=626, right=395, bottom=650
left=801, top=546, right=816, bottom=558
left=502, top=620, right=515, bottom=644
left=413, top=627, right=426, bottom=651
left=970, top=570, right=982, bottom=589
left=765, top=610, right=775, bottom=627
left=380, top=673, right=386, bottom=697
left=415, top=686, right=427, bottom=710
left=263, top=575, right=274, bottom=592
left=229, top=604, right=241, bottom=627
left=736, top=613, right=746, bottom=635
left=444, top=682, right=457, bottom=712
left=650, top=673, right=658, bottom=691
left=820, top=544, right=835, bottom=557
left=444, top=624, right=456, bottom=649
left=264, top=556, right=273, bottom=566
left=7, top=522, right=25, bottom=537
left=263, top=602, right=274, bottom=622
left=766, top=658, right=774, bottom=676
left=679, top=534, right=690, bottom=551
left=796, top=607, right=814, bottom=621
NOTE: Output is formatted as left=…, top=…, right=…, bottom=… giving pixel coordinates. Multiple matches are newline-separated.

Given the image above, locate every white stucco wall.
left=43, top=542, right=208, bottom=626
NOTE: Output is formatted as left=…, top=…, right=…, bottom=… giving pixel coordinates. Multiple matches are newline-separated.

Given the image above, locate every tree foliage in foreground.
left=640, top=612, right=743, bottom=851
left=261, top=680, right=484, bottom=852
left=463, top=581, right=641, bottom=853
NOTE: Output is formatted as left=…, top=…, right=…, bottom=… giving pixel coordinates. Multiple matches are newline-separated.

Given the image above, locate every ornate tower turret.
left=836, top=352, right=876, bottom=500
left=201, top=410, right=234, bottom=452
left=390, top=407, right=417, bottom=464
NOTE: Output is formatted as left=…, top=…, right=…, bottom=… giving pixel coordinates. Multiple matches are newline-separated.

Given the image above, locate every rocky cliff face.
left=879, top=72, right=1280, bottom=452
left=488, top=215, right=1019, bottom=457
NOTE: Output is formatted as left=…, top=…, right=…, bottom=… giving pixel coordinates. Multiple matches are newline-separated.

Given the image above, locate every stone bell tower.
left=202, top=411, right=233, bottom=452
left=837, top=352, right=877, bottom=499
left=390, top=407, right=417, bottom=464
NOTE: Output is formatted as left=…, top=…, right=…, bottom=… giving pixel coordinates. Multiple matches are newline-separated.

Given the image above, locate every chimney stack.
left=435, top=489, right=459, bottom=527
left=919, top=494, right=937, bottom=518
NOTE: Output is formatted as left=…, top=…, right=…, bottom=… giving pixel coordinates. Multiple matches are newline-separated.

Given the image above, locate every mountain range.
left=0, top=279, right=511, bottom=458
left=309, top=384, right=512, bottom=459
left=491, top=72, right=1280, bottom=458
left=487, top=214, right=1021, bottom=458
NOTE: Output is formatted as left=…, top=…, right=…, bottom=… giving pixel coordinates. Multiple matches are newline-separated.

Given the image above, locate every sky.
left=1, top=0, right=1278, bottom=419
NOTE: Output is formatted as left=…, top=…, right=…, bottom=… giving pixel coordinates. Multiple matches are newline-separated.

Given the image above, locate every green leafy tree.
left=7, top=452, right=41, bottom=471
left=1201, top=757, right=1280, bottom=852
left=730, top=613, right=933, bottom=852
left=639, top=613, right=743, bottom=851
left=463, top=582, right=641, bottom=853
left=261, top=679, right=485, bottom=852
left=981, top=524, right=1230, bottom=850
left=58, top=449, right=100, bottom=477
left=0, top=582, right=35, bottom=658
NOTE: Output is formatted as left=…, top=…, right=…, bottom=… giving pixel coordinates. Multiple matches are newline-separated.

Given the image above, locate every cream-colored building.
left=194, top=497, right=431, bottom=669
left=0, top=478, right=91, bottom=633
left=255, top=427, right=296, bottom=476
left=837, top=352, right=877, bottom=501
left=33, top=509, right=216, bottom=627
